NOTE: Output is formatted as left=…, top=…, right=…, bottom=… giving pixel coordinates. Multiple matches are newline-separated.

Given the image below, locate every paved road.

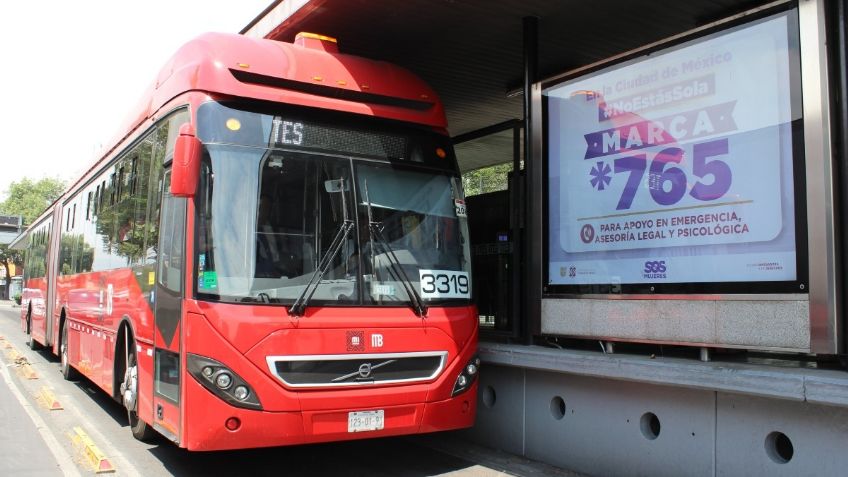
left=0, top=303, right=578, bottom=477
left=0, top=357, right=68, bottom=476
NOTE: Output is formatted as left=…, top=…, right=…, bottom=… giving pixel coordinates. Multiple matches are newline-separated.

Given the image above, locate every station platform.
left=468, top=341, right=848, bottom=476
left=479, top=342, right=848, bottom=407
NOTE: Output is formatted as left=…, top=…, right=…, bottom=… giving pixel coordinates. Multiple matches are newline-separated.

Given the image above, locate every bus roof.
left=130, top=32, right=447, bottom=137
left=41, top=32, right=449, bottom=228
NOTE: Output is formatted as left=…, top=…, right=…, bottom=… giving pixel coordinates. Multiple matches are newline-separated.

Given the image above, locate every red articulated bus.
left=19, top=32, right=478, bottom=451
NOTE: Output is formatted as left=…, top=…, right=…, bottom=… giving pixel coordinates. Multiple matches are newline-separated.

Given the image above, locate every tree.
left=462, top=163, right=513, bottom=197
left=0, top=177, right=65, bottom=225
left=0, top=177, right=65, bottom=299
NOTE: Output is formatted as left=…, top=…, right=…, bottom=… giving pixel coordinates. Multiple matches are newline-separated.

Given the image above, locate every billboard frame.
left=535, top=0, right=840, bottom=353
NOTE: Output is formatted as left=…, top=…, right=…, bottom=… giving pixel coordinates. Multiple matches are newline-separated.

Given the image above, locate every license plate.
left=348, top=410, right=384, bottom=433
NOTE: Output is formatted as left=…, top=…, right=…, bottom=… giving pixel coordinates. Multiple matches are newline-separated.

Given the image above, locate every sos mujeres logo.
left=559, top=266, right=577, bottom=278
left=643, top=260, right=667, bottom=279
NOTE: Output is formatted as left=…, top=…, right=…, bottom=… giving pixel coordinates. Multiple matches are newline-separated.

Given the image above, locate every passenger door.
left=152, top=171, right=185, bottom=443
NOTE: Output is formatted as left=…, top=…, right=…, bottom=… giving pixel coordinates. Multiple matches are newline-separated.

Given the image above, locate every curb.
left=36, top=386, right=64, bottom=411
left=17, top=362, right=38, bottom=380
left=6, top=347, right=21, bottom=360
left=70, top=427, right=116, bottom=474
left=2, top=342, right=39, bottom=379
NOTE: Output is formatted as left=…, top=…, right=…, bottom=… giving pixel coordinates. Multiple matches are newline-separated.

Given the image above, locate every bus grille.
left=266, top=352, right=447, bottom=388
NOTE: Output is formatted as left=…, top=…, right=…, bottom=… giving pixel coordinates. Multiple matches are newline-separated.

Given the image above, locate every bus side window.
left=145, top=123, right=168, bottom=265
left=158, top=172, right=185, bottom=293
left=163, top=110, right=190, bottom=160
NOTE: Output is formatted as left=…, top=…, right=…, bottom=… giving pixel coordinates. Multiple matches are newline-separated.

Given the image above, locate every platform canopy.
left=0, top=215, right=23, bottom=247
left=243, top=0, right=761, bottom=171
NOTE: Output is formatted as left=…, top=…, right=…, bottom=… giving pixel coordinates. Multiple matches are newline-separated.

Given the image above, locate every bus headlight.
left=452, top=353, right=480, bottom=396
left=215, top=372, right=233, bottom=389
left=233, top=385, right=250, bottom=401
left=187, top=353, right=262, bottom=410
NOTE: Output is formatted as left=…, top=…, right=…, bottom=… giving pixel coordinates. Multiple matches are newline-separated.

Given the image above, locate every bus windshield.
left=194, top=102, right=471, bottom=308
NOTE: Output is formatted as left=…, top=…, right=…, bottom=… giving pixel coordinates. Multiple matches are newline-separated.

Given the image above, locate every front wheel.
left=60, top=322, right=79, bottom=380
left=120, top=344, right=155, bottom=441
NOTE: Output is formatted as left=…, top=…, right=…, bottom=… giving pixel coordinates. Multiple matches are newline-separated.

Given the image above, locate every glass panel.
left=544, top=10, right=803, bottom=292
left=157, top=173, right=184, bottom=293
left=356, top=164, right=471, bottom=305
left=25, top=221, right=50, bottom=279
left=454, top=125, right=521, bottom=333
left=196, top=147, right=358, bottom=304
left=196, top=148, right=473, bottom=306
left=194, top=101, right=471, bottom=307
left=467, top=191, right=513, bottom=331
left=454, top=128, right=520, bottom=197
left=155, top=349, right=180, bottom=403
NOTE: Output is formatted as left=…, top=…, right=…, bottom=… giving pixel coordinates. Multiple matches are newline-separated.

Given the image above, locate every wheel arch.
left=57, top=307, right=68, bottom=348
left=113, top=315, right=137, bottom=401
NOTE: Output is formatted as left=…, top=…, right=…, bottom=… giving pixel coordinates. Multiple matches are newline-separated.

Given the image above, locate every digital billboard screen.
left=545, top=9, right=805, bottom=292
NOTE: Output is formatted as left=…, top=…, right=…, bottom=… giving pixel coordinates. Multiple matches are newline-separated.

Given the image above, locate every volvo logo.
left=358, top=363, right=372, bottom=378
left=331, top=359, right=398, bottom=383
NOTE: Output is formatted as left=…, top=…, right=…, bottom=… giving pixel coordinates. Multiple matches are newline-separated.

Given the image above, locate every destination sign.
left=197, top=102, right=454, bottom=167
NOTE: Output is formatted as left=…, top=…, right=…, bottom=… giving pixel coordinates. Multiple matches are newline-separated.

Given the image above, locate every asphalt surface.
left=0, top=302, right=580, bottom=477
left=0, top=359, right=67, bottom=476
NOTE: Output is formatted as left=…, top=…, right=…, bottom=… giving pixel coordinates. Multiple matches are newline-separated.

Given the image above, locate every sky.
left=0, top=0, right=273, bottom=201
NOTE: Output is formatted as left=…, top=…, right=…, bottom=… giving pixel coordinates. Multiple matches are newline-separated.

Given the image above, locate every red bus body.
left=20, top=33, right=477, bottom=450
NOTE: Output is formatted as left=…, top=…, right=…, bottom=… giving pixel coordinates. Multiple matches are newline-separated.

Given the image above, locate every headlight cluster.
left=187, top=353, right=262, bottom=410
left=452, top=353, right=481, bottom=396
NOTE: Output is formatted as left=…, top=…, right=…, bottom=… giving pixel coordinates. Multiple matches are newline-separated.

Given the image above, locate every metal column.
left=523, top=16, right=542, bottom=344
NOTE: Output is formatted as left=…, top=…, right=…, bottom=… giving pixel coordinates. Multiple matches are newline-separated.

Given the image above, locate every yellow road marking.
left=16, top=363, right=38, bottom=380
left=2, top=346, right=37, bottom=379
left=36, top=386, right=63, bottom=410
left=70, top=427, right=116, bottom=474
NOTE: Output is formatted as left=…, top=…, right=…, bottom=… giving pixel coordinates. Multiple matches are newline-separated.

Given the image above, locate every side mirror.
left=171, top=123, right=202, bottom=197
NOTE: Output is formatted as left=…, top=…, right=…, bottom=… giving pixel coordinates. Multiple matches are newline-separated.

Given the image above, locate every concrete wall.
left=465, top=347, right=848, bottom=476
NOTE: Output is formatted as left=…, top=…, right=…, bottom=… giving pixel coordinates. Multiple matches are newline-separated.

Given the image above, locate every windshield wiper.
left=363, top=180, right=428, bottom=317
left=289, top=179, right=353, bottom=317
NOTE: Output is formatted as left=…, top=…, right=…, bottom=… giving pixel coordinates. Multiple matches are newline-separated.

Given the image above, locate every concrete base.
left=542, top=298, right=811, bottom=352
left=466, top=344, right=848, bottom=476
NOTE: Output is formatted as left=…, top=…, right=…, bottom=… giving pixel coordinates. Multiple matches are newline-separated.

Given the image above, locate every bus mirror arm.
left=171, top=123, right=202, bottom=197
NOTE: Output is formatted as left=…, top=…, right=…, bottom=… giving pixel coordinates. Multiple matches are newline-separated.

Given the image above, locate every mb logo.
left=346, top=330, right=365, bottom=351
left=371, top=334, right=384, bottom=348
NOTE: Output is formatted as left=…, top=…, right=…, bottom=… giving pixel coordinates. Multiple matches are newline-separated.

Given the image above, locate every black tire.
left=122, top=344, right=156, bottom=442
left=60, top=322, right=79, bottom=380
left=26, top=313, right=41, bottom=350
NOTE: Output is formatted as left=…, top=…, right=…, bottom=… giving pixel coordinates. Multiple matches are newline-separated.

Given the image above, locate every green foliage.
left=0, top=177, right=65, bottom=224
left=13, top=293, right=21, bottom=305
left=0, top=244, right=22, bottom=267
left=462, top=163, right=513, bottom=197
